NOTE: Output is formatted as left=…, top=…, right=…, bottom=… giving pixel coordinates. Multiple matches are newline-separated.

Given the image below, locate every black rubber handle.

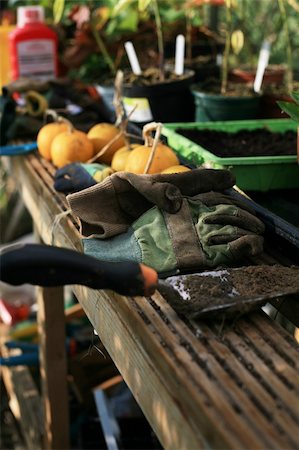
left=0, top=243, right=157, bottom=296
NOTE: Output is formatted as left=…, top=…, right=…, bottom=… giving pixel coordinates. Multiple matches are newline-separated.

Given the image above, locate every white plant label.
left=122, top=97, right=153, bottom=122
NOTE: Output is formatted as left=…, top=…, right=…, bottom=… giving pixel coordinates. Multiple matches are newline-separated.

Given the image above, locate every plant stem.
left=152, top=0, right=165, bottom=81
left=221, top=1, right=233, bottom=95
left=90, top=18, right=116, bottom=77
left=186, top=10, right=193, bottom=63
left=277, top=0, right=293, bottom=91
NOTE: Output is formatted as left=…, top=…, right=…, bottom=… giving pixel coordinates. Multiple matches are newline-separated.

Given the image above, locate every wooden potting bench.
left=2, top=153, right=299, bottom=450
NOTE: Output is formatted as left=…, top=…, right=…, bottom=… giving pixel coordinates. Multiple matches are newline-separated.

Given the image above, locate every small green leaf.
left=118, top=9, right=139, bottom=31
left=112, top=0, right=136, bottom=16
left=138, top=0, right=152, bottom=12
left=231, top=30, right=244, bottom=55
left=277, top=101, right=299, bottom=122
left=53, top=0, right=65, bottom=24
left=290, top=91, right=299, bottom=105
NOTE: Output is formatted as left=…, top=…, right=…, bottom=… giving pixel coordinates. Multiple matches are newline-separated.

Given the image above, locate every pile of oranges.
left=37, top=118, right=190, bottom=175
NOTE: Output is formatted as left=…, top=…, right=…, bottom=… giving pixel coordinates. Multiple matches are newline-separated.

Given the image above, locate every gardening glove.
left=81, top=192, right=265, bottom=274
left=54, top=163, right=114, bottom=194
left=186, top=192, right=265, bottom=266
left=67, top=168, right=236, bottom=238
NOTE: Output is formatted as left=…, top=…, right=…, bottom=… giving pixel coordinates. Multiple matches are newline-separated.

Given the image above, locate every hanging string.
left=50, top=208, right=72, bottom=245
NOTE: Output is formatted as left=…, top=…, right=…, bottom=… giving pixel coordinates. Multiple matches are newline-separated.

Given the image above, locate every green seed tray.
left=162, top=119, right=299, bottom=191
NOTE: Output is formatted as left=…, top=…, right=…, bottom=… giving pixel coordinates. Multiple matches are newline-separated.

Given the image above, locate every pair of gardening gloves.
left=66, top=168, right=265, bottom=275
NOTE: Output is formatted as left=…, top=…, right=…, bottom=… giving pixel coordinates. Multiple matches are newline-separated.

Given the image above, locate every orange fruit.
left=161, top=165, right=191, bottom=174
left=87, top=123, right=126, bottom=164
left=111, top=144, right=139, bottom=172
left=51, top=129, right=94, bottom=168
left=37, top=122, right=68, bottom=161
left=124, top=143, right=179, bottom=174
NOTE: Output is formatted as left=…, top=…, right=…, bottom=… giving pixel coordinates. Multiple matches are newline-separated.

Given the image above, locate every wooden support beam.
left=37, top=286, right=69, bottom=450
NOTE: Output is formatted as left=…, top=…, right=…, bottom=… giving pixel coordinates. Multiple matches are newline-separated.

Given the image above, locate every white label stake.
left=175, top=34, right=185, bottom=76
left=124, top=41, right=142, bottom=76
left=254, top=40, right=271, bottom=93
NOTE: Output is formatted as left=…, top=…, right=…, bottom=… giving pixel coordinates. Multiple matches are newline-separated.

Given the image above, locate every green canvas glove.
left=67, top=168, right=236, bottom=239
left=83, top=192, right=265, bottom=274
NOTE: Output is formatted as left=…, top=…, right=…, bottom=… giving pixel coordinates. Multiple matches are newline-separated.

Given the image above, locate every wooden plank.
left=6, top=155, right=81, bottom=250
left=37, top=286, right=69, bottom=450
left=0, top=346, right=43, bottom=449
left=73, top=286, right=211, bottom=450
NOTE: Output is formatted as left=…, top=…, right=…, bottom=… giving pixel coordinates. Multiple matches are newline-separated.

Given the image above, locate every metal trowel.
left=1, top=243, right=299, bottom=322
left=157, top=265, right=299, bottom=320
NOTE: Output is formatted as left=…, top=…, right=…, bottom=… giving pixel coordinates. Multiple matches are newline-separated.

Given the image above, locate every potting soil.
left=123, top=68, right=191, bottom=86
left=176, top=128, right=297, bottom=157
left=164, top=265, right=299, bottom=319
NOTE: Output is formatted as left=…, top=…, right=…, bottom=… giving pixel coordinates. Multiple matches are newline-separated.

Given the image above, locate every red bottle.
left=9, top=5, right=58, bottom=80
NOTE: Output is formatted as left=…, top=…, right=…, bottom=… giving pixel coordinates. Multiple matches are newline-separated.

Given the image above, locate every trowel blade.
left=156, top=265, right=299, bottom=321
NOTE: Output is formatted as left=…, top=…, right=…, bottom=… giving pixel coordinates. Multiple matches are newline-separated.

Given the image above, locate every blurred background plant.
left=218, top=0, right=299, bottom=90
left=2, top=0, right=298, bottom=86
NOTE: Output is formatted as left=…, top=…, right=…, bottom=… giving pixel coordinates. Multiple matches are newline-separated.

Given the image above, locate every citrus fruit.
left=111, top=144, right=139, bottom=172
left=51, top=129, right=94, bottom=168
left=87, top=123, right=126, bottom=164
left=161, top=165, right=191, bottom=174
left=124, top=143, right=179, bottom=174
left=37, top=122, right=68, bottom=161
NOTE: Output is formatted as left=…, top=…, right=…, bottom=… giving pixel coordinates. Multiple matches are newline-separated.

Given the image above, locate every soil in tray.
left=176, top=128, right=297, bottom=157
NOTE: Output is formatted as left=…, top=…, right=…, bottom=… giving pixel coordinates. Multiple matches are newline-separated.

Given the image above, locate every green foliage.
left=277, top=91, right=299, bottom=122
left=219, top=0, right=299, bottom=72
left=105, top=6, right=139, bottom=36
left=68, top=53, right=111, bottom=83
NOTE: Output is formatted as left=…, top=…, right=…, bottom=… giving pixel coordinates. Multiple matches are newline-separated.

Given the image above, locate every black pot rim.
left=123, top=70, right=195, bottom=97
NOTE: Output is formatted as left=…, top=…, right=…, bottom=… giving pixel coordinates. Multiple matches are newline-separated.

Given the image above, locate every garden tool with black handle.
left=2, top=244, right=299, bottom=322
left=0, top=243, right=158, bottom=297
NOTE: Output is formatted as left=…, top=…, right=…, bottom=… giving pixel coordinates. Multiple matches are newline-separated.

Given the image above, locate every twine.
left=50, top=209, right=72, bottom=245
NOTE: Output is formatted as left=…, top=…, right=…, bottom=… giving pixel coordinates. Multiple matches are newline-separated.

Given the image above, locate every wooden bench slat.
left=151, top=292, right=298, bottom=449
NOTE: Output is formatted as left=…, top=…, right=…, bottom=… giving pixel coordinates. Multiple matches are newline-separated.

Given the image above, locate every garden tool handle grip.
left=0, top=244, right=158, bottom=297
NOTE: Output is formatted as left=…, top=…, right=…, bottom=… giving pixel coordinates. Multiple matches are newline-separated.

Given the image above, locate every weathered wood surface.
left=37, top=285, right=70, bottom=450
left=0, top=345, right=44, bottom=449
left=5, top=153, right=299, bottom=450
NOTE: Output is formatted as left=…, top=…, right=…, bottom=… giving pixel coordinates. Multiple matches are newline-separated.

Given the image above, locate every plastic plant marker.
left=124, top=41, right=142, bottom=75
left=175, top=34, right=185, bottom=76
left=254, top=40, right=271, bottom=93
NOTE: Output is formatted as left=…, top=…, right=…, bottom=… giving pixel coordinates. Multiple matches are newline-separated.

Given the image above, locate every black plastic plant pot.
left=122, top=70, right=195, bottom=127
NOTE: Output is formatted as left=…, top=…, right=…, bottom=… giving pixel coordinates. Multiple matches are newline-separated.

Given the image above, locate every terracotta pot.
left=229, top=65, right=286, bottom=86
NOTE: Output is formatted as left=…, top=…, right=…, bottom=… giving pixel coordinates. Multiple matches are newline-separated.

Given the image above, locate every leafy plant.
left=113, top=0, right=166, bottom=80
left=51, top=1, right=143, bottom=81
left=277, top=91, right=299, bottom=122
